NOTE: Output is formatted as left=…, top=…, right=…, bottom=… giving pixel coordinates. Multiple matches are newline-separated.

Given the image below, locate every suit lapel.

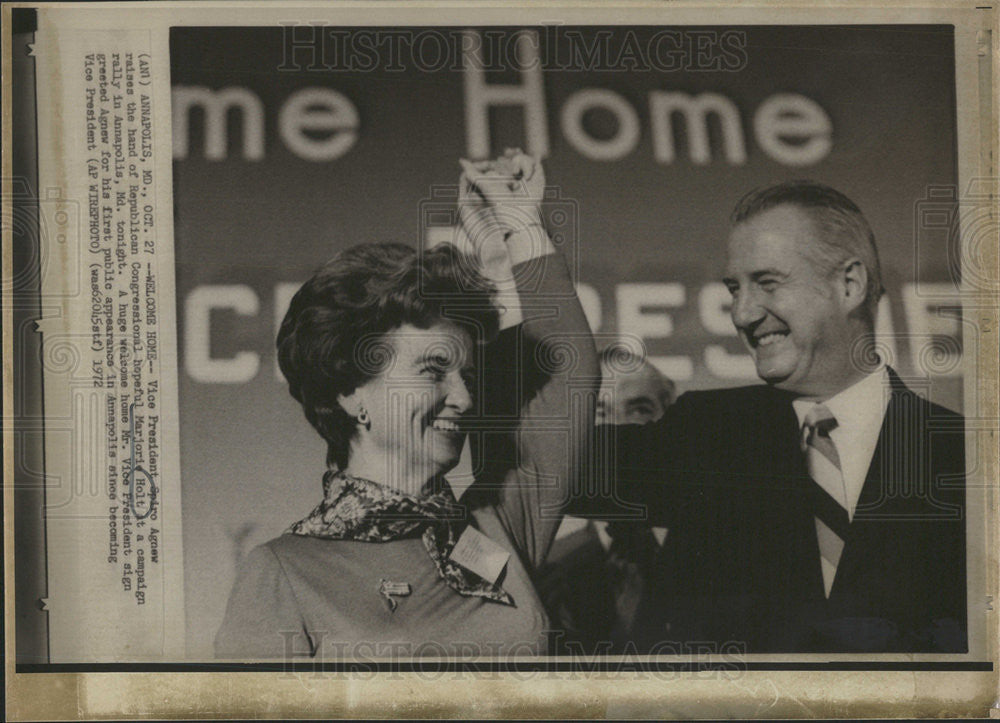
left=828, top=368, right=910, bottom=598
left=762, top=389, right=829, bottom=599
left=764, top=387, right=806, bottom=476
left=851, top=368, right=914, bottom=520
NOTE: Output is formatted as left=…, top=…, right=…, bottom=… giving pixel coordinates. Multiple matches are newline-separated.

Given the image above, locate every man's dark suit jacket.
left=573, top=368, right=966, bottom=653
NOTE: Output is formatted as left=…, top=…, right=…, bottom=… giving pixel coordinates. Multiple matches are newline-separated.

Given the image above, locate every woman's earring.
left=357, top=407, right=371, bottom=430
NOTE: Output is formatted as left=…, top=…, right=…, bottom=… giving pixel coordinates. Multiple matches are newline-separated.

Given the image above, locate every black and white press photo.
left=6, top=3, right=997, bottom=719
left=168, top=24, right=977, bottom=658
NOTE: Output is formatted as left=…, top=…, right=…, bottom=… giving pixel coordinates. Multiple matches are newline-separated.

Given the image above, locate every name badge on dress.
left=449, top=526, right=510, bottom=586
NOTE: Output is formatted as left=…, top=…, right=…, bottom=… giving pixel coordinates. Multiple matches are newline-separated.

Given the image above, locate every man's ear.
left=841, top=258, right=869, bottom=314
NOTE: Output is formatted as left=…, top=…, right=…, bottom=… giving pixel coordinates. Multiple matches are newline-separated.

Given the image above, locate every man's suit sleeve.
left=566, top=391, right=701, bottom=527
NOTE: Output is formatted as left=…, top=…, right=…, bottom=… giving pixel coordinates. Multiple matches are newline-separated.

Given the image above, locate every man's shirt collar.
left=792, top=366, right=892, bottom=520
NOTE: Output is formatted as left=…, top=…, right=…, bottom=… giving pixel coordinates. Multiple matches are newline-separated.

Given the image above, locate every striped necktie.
left=801, top=404, right=850, bottom=598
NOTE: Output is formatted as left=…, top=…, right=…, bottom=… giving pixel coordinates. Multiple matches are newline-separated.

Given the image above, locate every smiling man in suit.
left=582, top=180, right=966, bottom=653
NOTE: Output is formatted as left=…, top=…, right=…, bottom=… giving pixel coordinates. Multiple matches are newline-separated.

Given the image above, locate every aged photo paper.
left=3, top=1, right=998, bottom=718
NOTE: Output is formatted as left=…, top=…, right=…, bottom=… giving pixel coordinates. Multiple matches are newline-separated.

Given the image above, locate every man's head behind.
left=724, top=181, right=884, bottom=399
left=597, top=345, right=675, bottom=425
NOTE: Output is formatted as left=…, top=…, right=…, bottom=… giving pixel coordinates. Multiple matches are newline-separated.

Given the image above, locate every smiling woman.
left=213, top=153, right=599, bottom=660
left=341, top=320, right=480, bottom=487
left=275, top=242, right=497, bottom=486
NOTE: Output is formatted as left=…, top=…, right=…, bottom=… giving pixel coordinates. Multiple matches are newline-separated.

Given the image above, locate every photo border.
left=3, top=1, right=997, bottom=718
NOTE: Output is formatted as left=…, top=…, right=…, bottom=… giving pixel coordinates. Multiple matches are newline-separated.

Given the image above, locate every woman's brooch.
left=378, top=579, right=412, bottom=612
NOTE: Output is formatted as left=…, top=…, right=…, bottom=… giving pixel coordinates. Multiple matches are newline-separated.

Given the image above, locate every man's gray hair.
left=730, top=180, right=885, bottom=324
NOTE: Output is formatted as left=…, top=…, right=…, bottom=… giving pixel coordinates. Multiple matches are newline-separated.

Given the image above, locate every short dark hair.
left=277, top=243, right=499, bottom=469
left=730, top=180, right=884, bottom=323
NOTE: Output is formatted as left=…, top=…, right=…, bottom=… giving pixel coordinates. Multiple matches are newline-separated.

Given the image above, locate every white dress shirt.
left=792, top=366, right=892, bottom=521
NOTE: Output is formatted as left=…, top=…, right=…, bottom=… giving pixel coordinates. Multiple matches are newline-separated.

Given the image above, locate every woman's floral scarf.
left=287, top=470, right=513, bottom=606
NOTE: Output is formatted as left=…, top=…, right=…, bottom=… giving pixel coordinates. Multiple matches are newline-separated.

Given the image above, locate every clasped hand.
left=458, top=148, right=549, bottom=269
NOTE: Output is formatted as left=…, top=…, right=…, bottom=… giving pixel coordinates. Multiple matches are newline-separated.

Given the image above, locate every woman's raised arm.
left=459, top=152, right=599, bottom=571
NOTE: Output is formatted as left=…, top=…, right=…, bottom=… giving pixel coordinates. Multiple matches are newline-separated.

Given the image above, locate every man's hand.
left=460, top=148, right=545, bottom=211
left=458, top=149, right=552, bottom=267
